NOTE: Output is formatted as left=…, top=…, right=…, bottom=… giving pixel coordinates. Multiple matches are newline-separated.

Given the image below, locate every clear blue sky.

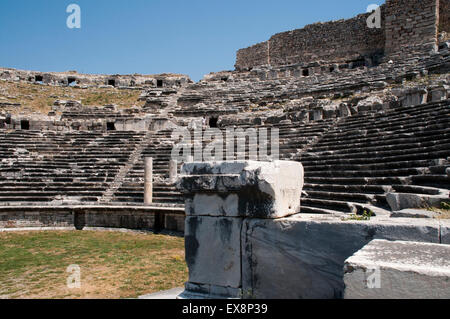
left=0, top=0, right=384, bottom=82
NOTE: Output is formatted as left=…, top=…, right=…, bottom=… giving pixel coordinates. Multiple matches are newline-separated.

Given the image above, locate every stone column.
left=144, top=157, right=153, bottom=205
left=177, top=160, right=304, bottom=299
left=169, top=159, right=178, bottom=182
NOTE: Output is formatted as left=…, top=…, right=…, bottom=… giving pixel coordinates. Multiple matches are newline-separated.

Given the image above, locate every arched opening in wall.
left=21, top=120, right=30, bottom=130
left=221, top=77, right=229, bottom=82
left=107, top=122, right=116, bottom=131
left=35, top=75, right=43, bottom=83
left=209, top=116, right=219, bottom=128
left=349, top=58, right=365, bottom=69
left=157, top=80, right=163, bottom=88
left=108, top=79, right=116, bottom=87
left=302, top=69, right=309, bottom=77
left=68, top=77, right=77, bottom=87
left=130, top=80, right=136, bottom=86
left=329, top=66, right=335, bottom=73
left=405, top=73, right=417, bottom=81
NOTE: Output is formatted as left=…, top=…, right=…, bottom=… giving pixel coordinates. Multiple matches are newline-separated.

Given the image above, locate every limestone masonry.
left=236, top=0, right=449, bottom=70
left=0, top=0, right=450, bottom=299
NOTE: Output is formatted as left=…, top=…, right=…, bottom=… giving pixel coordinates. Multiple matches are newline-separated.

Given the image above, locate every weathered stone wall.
left=236, top=0, right=446, bottom=70
left=440, top=0, right=450, bottom=37
left=385, top=0, right=439, bottom=57
left=235, top=42, right=269, bottom=71
left=241, top=216, right=448, bottom=299
left=178, top=161, right=450, bottom=299
left=236, top=7, right=385, bottom=70
left=269, top=10, right=385, bottom=67
left=0, top=206, right=185, bottom=233
left=0, top=209, right=74, bottom=229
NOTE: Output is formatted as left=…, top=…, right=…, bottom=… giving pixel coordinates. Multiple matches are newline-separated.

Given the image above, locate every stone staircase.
left=99, top=131, right=153, bottom=203
left=111, top=130, right=184, bottom=206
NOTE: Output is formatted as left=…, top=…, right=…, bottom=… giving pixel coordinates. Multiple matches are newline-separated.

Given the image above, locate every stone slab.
left=386, top=192, right=447, bottom=211
left=241, top=215, right=440, bottom=299
left=180, top=282, right=242, bottom=299
left=440, top=220, right=450, bottom=245
left=391, top=209, right=438, bottom=219
left=344, top=240, right=450, bottom=299
left=138, top=287, right=184, bottom=299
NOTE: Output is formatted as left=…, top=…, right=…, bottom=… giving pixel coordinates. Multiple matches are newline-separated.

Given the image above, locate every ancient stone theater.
left=1, top=0, right=449, bottom=299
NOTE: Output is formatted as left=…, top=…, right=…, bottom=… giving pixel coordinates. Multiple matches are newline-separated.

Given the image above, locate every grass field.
left=0, top=231, right=187, bottom=299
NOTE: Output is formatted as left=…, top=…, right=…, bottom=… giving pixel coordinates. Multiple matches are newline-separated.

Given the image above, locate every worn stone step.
left=302, top=160, right=433, bottom=171
left=300, top=198, right=354, bottom=213
left=411, top=175, right=450, bottom=188
left=0, top=191, right=104, bottom=197
left=304, top=190, right=375, bottom=204
left=304, top=167, right=425, bottom=178
left=302, top=148, right=450, bottom=162
left=391, top=184, right=442, bottom=195
left=304, top=183, right=390, bottom=194
left=299, top=205, right=345, bottom=215
left=305, top=176, right=409, bottom=186
left=314, top=131, right=450, bottom=151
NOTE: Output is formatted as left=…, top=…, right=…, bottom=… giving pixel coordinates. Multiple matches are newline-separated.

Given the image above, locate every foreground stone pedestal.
left=177, top=161, right=450, bottom=299
left=177, top=161, right=304, bottom=299
left=344, top=240, right=450, bottom=299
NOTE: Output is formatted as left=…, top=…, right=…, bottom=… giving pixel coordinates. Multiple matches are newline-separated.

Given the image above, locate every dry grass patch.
left=433, top=209, right=450, bottom=220
left=0, top=230, right=187, bottom=299
left=0, top=81, right=145, bottom=115
left=428, top=202, right=450, bottom=220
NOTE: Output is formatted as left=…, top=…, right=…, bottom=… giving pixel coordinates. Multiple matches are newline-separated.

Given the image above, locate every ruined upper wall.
left=269, top=10, right=385, bottom=67
left=236, top=42, right=269, bottom=72
left=385, top=0, right=439, bottom=57
left=236, top=0, right=446, bottom=70
left=440, top=0, right=450, bottom=38
left=236, top=7, right=386, bottom=71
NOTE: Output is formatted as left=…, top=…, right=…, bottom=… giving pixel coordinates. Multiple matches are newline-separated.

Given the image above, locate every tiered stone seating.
left=0, top=43, right=448, bottom=218
left=107, top=97, right=449, bottom=216
left=109, top=118, right=337, bottom=205
left=0, top=130, right=146, bottom=205
left=112, top=130, right=184, bottom=206
left=61, top=106, right=135, bottom=121
left=160, top=46, right=449, bottom=116
left=298, top=99, right=450, bottom=214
